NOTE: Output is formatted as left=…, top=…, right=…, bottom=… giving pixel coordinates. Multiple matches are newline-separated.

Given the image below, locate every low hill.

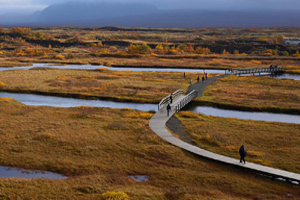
left=0, top=2, right=300, bottom=27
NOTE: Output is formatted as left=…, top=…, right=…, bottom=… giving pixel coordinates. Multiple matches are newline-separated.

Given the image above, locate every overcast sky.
left=1, top=0, right=300, bottom=15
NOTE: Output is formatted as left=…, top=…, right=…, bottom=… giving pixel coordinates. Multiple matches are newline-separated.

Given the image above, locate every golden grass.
left=0, top=68, right=210, bottom=103
left=0, top=100, right=298, bottom=199
left=176, top=111, right=300, bottom=173
left=199, top=75, right=300, bottom=114
left=0, top=60, right=32, bottom=67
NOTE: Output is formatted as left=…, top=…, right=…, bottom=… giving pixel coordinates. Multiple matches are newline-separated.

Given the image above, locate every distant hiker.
left=202, top=76, right=205, bottom=83
left=197, top=76, right=200, bottom=83
left=190, top=79, right=192, bottom=84
left=275, top=65, right=278, bottom=70
left=239, top=145, right=247, bottom=164
left=170, top=94, right=173, bottom=104
left=205, top=73, right=208, bottom=80
left=167, top=104, right=171, bottom=117
left=184, top=72, right=186, bottom=78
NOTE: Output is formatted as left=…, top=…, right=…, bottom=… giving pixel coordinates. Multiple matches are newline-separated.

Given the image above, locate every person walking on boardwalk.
left=202, top=76, right=205, bottom=83
left=184, top=72, right=186, bottom=78
left=197, top=76, right=200, bottom=83
left=170, top=94, right=173, bottom=104
left=205, top=73, right=208, bottom=80
left=239, top=145, right=247, bottom=164
left=166, top=104, right=171, bottom=117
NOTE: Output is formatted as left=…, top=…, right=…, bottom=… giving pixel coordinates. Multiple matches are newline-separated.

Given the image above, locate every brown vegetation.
left=0, top=98, right=298, bottom=199
left=177, top=111, right=300, bottom=174
left=0, top=68, right=212, bottom=103
left=198, top=75, right=300, bottom=114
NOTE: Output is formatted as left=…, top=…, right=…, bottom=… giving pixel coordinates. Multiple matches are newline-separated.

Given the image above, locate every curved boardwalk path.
left=149, top=75, right=300, bottom=183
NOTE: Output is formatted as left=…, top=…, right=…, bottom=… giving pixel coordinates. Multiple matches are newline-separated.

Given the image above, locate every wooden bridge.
left=226, top=66, right=285, bottom=76
left=149, top=75, right=300, bottom=184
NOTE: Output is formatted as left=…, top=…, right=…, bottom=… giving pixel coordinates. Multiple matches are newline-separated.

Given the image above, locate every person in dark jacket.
left=170, top=94, right=173, bottom=103
left=167, top=104, right=171, bottom=117
left=239, top=145, right=247, bottom=164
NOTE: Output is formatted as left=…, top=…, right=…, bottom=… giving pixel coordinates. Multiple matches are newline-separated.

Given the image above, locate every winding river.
left=1, top=63, right=299, bottom=80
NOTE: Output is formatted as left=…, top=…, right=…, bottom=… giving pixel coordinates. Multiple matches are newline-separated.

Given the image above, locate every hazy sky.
left=0, top=0, right=300, bottom=15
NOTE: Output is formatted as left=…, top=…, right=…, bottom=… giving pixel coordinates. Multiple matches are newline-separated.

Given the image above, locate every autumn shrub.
left=55, top=54, right=66, bottom=60
left=292, top=50, right=300, bottom=57
left=100, top=191, right=129, bottom=200
left=177, top=44, right=188, bottom=51
left=128, top=43, right=152, bottom=54
left=283, top=51, right=289, bottom=56
left=195, top=46, right=211, bottom=54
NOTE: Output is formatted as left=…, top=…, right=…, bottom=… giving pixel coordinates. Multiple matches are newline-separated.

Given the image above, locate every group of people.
left=269, top=64, right=278, bottom=71
left=197, top=73, right=208, bottom=83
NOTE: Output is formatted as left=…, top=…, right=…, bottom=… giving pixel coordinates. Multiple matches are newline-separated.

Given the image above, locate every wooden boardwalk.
left=149, top=75, right=300, bottom=184
left=226, top=66, right=285, bottom=76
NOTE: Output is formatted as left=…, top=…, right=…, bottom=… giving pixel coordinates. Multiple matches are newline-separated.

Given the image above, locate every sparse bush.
left=100, top=191, right=129, bottom=200
left=55, top=54, right=66, bottom=60
left=292, top=50, right=300, bottom=57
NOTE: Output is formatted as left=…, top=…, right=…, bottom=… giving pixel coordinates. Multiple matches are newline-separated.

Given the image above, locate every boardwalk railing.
left=225, top=66, right=285, bottom=75
left=175, top=90, right=198, bottom=112
left=158, top=89, right=184, bottom=110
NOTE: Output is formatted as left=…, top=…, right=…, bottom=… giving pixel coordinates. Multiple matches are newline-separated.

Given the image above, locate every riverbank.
left=195, top=75, right=300, bottom=115
left=1, top=55, right=300, bottom=74
left=0, top=68, right=220, bottom=104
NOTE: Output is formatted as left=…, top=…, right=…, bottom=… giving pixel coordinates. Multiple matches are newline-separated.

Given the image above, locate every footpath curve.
left=149, top=75, right=300, bottom=183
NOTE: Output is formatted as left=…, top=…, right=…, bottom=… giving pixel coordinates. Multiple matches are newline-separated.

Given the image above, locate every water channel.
left=0, top=166, right=66, bottom=179
left=0, top=63, right=225, bottom=74
left=1, top=63, right=299, bottom=80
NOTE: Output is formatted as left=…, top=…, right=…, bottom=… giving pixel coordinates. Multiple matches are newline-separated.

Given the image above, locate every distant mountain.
left=0, top=2, right=299, bottom=27
left=37, top=2, right=159, bottom=22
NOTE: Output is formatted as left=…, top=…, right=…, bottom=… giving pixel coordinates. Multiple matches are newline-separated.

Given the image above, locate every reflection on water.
left=128, top=175, right=149, bottom=182
left=271, top=73, right=300, bottom=81
left=186, top=105, right=300, bottom=124
left=0, top=166, right=66, bottom=179
left=0, top=92, right=157, bottom=111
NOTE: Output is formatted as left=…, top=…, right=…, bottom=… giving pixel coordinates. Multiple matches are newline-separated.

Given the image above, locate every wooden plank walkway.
left=226, top=66, right=285, bottom=76
left=149, top=75, right=300, bottom=183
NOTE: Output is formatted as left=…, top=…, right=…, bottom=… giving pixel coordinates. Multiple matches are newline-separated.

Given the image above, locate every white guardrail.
left=175, top=90, right=198, bottom=112
left=158, top=89, right=184, bottom=110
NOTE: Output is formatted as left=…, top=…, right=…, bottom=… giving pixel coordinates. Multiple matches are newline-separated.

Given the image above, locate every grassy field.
left=0, top=98, right=299, bottom=199
left=176, top=111, right=300, bottom=174
left=0, top=68, right=214, bottom=103
left=2, top=55, right=300, bottom=72
left=197, top=75, right=300, bottom=114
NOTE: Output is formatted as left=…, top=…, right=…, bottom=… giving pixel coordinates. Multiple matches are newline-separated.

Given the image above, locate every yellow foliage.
left=101, top=191, right=129, bottom=200
left=178, top=111, right=200, bottom=119
left=0, top=81, right=5, bottom=86
left=0, top=98, right=14, bottom=101
left=123, top=112, right=153, bottom=119
left=55, top=54, right=65, bottom=60
left=247, top=150, right=264, bottom=158
left=95, top=68, right=109, bottom=71
left=292, top=50, right=300, bottom=57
